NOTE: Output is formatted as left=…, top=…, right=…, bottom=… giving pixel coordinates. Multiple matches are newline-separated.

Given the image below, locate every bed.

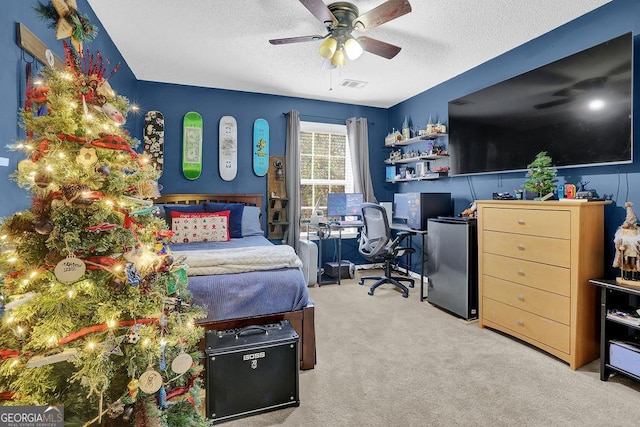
left=154, top=193, right=316, bottom=370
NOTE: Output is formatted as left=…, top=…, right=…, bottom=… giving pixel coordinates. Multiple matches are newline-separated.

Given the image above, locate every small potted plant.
left=523, top=151, right=557, bottom=200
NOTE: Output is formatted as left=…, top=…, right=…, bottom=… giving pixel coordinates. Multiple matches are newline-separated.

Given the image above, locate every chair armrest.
left=396, top=246, right=415, bottom=253
left=396, top=231, right=414, bottom=239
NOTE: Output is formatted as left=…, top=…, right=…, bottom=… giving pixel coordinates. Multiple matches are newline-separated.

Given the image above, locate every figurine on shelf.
left=385, top=129, right=402, bottom=146
left=613, top=202, right=640, bottom=284
left=402, top=117, right=411, bottom=140
left=425, top=115, right=435, bottom=134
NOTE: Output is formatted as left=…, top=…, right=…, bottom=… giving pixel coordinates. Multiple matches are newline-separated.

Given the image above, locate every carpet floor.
left=222, top=269, right=640, bottom=426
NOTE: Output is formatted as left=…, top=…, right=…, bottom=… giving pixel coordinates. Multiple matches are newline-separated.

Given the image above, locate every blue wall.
left=3, top=0, right=639, bottom=275
left=1, top=0, right=138, bottom=216
left=389, top=0, right=640, bottom=275
left=136, top=81, right=388, bottom=198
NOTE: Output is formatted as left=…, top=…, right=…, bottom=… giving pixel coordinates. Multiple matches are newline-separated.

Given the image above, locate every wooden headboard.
left=154, top=193, right=263, bottom=208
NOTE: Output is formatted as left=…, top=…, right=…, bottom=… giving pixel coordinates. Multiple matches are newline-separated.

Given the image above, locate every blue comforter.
left=171, top=237, right=309, bottom=322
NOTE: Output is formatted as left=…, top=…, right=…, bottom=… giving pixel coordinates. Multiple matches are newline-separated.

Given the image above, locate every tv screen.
left=448, top=32, right=633, bottom=176
left=327, top=193, right=363, bottom=217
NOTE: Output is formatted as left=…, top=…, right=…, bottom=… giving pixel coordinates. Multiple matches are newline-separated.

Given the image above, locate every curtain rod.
left=282, top=112, right=374, bottom=126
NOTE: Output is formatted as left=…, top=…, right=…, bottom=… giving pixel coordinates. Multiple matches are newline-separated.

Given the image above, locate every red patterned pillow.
left=170, top=211, right=230, bottom=243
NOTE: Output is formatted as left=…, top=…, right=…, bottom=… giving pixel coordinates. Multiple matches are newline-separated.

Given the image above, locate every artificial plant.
left=523, top=151, right=557, bottom=199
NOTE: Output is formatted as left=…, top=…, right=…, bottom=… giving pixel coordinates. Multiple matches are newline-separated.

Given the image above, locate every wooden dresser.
left=476, top=200, right=609, bottom=370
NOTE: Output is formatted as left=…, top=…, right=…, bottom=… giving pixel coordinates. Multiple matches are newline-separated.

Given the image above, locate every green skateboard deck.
left=219, top=115, right=237, bottom=181
left=143, top=110, right=164, bottom=176
left=183, top=111, right=203, bottom=180
left=253, top=118, right=269, bottom=176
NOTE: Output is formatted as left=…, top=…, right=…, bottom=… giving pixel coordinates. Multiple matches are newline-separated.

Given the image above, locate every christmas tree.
left=0, top=10, right=207, bottom=427
left=523, top=151, right=557, bottom=199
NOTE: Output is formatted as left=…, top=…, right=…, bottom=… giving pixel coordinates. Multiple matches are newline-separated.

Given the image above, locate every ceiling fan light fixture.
left=344, top=37, right=363, bottom=60
left=331, top=48, right=346, bottom=66
left=319, top=37, right=338, bottom=59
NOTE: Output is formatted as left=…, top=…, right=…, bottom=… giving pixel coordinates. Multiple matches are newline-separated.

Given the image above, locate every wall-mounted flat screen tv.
left=448, top=32, right=633, bottom=176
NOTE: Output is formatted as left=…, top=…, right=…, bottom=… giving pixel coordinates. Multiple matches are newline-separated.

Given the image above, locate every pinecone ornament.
left=61, top=183, right=88, bottom=201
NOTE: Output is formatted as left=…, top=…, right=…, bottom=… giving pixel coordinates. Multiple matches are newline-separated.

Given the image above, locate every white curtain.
left=346, top=117, right=377, bottom=203
left=283, top=110, right=301, bottom=252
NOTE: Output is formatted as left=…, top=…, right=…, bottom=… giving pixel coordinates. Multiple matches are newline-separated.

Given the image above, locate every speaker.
left=324, top=261, right=355, bottom=279
left=406, top=193, right=453, bottom=230
left=205, top=321, right=300, bottom=423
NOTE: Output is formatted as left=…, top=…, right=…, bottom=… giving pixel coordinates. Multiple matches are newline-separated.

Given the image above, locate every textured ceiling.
left=86, top=0, right=611, bottom=108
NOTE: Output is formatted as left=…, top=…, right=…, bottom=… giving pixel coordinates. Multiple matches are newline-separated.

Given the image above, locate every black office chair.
left=358, top=203, right=415, bottom=298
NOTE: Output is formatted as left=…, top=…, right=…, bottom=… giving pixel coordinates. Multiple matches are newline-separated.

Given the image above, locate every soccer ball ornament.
left=125, top=329, right=140, bottom=344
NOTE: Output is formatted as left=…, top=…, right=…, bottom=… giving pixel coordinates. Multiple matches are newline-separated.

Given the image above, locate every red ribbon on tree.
left=57, top=318, right=157, bottom=346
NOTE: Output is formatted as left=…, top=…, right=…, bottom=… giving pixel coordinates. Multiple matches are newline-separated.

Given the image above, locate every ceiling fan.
left=269, top=0, right=412, bottom=67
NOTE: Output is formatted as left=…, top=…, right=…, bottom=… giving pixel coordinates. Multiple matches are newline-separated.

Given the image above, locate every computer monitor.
left=393, top=193, right=409, bottom=222
left=327, top=193, right=363, bottom=217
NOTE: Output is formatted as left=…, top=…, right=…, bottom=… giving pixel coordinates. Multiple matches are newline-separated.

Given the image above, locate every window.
left=300, top=121, right=355, bottom=222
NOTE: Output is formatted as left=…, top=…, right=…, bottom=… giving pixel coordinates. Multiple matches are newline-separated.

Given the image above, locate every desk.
left=306, top=222, right=361, bottom=286
left=390, top=224, right=427, bottom=301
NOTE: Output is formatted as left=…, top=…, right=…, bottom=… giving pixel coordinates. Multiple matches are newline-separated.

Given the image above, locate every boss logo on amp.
left=243, top=351, right=266, bottom=361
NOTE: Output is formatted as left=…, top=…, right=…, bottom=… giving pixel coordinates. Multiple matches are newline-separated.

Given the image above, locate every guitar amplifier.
left=205, top=320, right=300, bottom=423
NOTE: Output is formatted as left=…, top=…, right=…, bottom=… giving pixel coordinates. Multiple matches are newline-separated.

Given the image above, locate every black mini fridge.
left=426, top=217, right=478, bottom=320
left=205, top=320, right=300, bottom=423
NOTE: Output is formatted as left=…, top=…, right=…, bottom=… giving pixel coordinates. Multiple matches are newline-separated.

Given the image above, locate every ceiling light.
left=331, top=48, right=346, bottom=67
left=319, top=37, right=338, bottom=59
left=588, top=99, right=605, bottom=110
left=344, top=37, right=363, bottom=60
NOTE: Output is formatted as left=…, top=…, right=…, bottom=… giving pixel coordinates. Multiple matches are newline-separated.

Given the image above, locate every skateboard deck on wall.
left=143, top=110, right=164, bottom=175
left=253, top=118, right=269, bottom=177
left=219, top=115, right=237, bottom=181
left=183, top=111, right=203, bottom=180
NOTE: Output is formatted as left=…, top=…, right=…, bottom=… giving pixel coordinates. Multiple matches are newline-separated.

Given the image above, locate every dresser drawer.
left=483, top=297, right=570, bottom=353
left=483, top=275, right=570, bottom=324
left=482, top=230, right=570, bottom=267
left=482, top=253, right=570, bottom=296
left=482, top=207, right=570, bottom=239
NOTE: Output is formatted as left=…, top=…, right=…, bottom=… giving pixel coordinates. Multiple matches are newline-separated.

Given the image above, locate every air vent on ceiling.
left=338, top=79, right=368, bottom=89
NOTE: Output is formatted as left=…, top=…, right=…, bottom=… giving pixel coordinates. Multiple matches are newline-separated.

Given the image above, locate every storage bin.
left=609, top=340, right=640, bottom=377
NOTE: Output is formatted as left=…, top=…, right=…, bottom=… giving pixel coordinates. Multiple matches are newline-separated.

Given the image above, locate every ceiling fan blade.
left=353, top=0, right=412, bottom=31
left=357, top=36, right=401, bottom=59
left=269, top=35, right=326, bottom=45
left=299, top=0, right=338, bottom=26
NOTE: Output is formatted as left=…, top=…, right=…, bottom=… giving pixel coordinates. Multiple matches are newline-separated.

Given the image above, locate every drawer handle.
left=517, top=219, right=525, bottom=225
left=516, top=294, right=525, bottom=302
left=516, top=269, right=525, bottom=276
left=517, top=320, right=525, bottom=326
left=516, top=244, right=525, bottom=250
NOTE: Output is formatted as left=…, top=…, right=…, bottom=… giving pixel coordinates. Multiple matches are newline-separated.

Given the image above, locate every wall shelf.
left=384, top=130, right=449, bottom=181
left=384, top=133, right=448, bottom=147
left=384, top=154, right=448, bottom=165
